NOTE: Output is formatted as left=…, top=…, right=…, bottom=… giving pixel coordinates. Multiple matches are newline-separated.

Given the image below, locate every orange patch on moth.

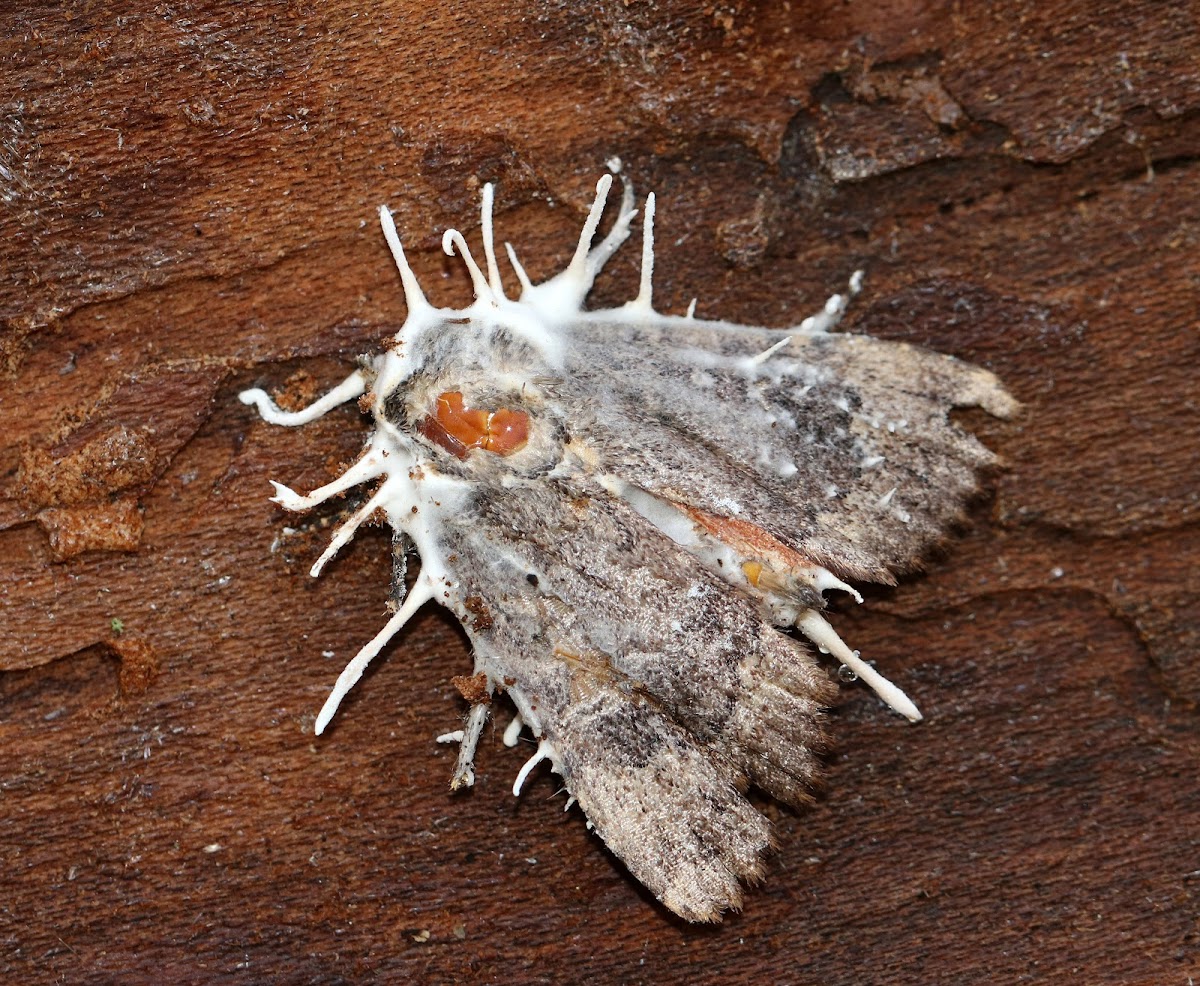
left=419, top=391, right=529, bottom=459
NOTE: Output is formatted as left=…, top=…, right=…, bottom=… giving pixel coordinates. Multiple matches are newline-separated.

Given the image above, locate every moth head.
left=363, top=176, right=640, bottom=481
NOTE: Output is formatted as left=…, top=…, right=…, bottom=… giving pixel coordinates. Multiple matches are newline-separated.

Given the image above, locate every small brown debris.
left=451, top=672, right=492, bottom=705
left=110, top=635, right=160, bottom=696
left=462, top=595, right=493, bottom=630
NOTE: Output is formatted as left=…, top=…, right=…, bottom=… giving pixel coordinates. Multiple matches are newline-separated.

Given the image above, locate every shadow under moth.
left=240, top=171, right=1016, bottom=922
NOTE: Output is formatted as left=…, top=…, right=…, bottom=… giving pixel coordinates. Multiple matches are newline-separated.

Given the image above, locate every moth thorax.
left=419, top=391, right=530, bottom=460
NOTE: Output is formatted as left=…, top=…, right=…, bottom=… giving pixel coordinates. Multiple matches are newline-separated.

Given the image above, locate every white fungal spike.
left=314, top=579, right=438, bottom=734
left=238, top=370, right=367, bottom=427
left=513, top=738, right=562, bottom=796
left=568, top=174, right=613, bottom=280
left=378, top=206, right=430, bottom=316
left=746, top=335, right=795, bottom=367
left=503, top=713, right=525, bottom=747
left=807, top=566, right=864, bottom=604
left=504, top=242, right=534, bottom=295
left=585, top=174, right=637, bottom=281
left=796, top=610, right=922, bottom=722
left=442, top=228, right=494, bottom=303
left=519, top=173, right=636, bottom=320
left=309, top=478, right=396, bottom=578
left=480, top=182, right=506, bottom=299
left=797, top=270, right=865, bottom=334
left=630, top=192, right=656, bottom=312
left=268, top=450, right=384, bottom=511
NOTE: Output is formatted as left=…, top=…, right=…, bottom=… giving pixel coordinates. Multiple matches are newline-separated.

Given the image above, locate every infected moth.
left=240, top=173, right=1015, bottom=921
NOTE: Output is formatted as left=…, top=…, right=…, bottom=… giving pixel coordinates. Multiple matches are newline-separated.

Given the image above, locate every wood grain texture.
left=2, top=2, right=1197, bottom=983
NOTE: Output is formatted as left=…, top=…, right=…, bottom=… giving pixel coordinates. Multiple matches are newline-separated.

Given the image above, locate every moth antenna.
left=584, top=174, right=637, bottom=281
left=239, top=369, right=367, bottom=427
left=378, top=206, right=431, bottom=316
left=314, top=579, right=437, bottom=735
left=504, top=242, right=534, bottom=294
left=512, top=737, right=563, bottom=796
left=443, top=228, right=496, bottom=304
left=267, top=449, right=384, bottom=511
left=479, top=182, right=506, bottom=299
left=310, top=478, right=396, bottom=577
left=448, top=703, right=490, bottom=790
left=629, top=191, right=656, bottom=311
left=796, top=610, right=922, bottom=722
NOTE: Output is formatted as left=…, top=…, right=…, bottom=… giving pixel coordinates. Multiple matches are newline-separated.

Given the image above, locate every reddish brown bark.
left=2, top=2, right=1197, bottom=982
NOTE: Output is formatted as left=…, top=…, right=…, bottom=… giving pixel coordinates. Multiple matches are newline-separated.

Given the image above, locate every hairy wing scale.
left=433, top=475, right=836, bottom=918
left=560, top=316, right=1013, bottom=582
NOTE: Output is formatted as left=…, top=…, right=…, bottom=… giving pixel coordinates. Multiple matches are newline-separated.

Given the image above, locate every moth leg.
left=440, top=702, right=490, bottom=791
left=796, top=610, right=922, bottom=722
left=239, top=369, right=367, bottom=426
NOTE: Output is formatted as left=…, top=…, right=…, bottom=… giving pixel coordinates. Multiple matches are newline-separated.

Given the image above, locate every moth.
left=240, top=172, right=1016, bottom=921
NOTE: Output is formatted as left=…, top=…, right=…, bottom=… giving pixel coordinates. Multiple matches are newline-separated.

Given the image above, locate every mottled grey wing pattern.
left=561, top=314, right=1017, bottom=582
left=440, top=476, right=836, bottom=919
left=240, top=174, right=1017, bottom=923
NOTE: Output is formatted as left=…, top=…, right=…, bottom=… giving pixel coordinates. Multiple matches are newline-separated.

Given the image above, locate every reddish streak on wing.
left=682, top=505, right=816, bottom=572
left=419, top=391, right=529, bottom=459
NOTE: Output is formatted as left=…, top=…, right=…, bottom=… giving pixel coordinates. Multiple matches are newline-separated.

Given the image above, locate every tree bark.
left=2, top=2, right=1197, bottom=982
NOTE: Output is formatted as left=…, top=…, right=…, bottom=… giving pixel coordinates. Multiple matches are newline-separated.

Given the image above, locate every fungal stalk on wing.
left=314, top=578, right=437, bottom=735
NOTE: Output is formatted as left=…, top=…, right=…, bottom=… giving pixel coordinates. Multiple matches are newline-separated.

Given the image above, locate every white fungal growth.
left=232, top=170, right=1022, bottom=923
left=502, top=714, right=525, bottom=748
left=240, top=173, right=926, bottom=802
left=797, top=612, right=921, bottom=722
left=513, top=739, right=563, bottom=796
